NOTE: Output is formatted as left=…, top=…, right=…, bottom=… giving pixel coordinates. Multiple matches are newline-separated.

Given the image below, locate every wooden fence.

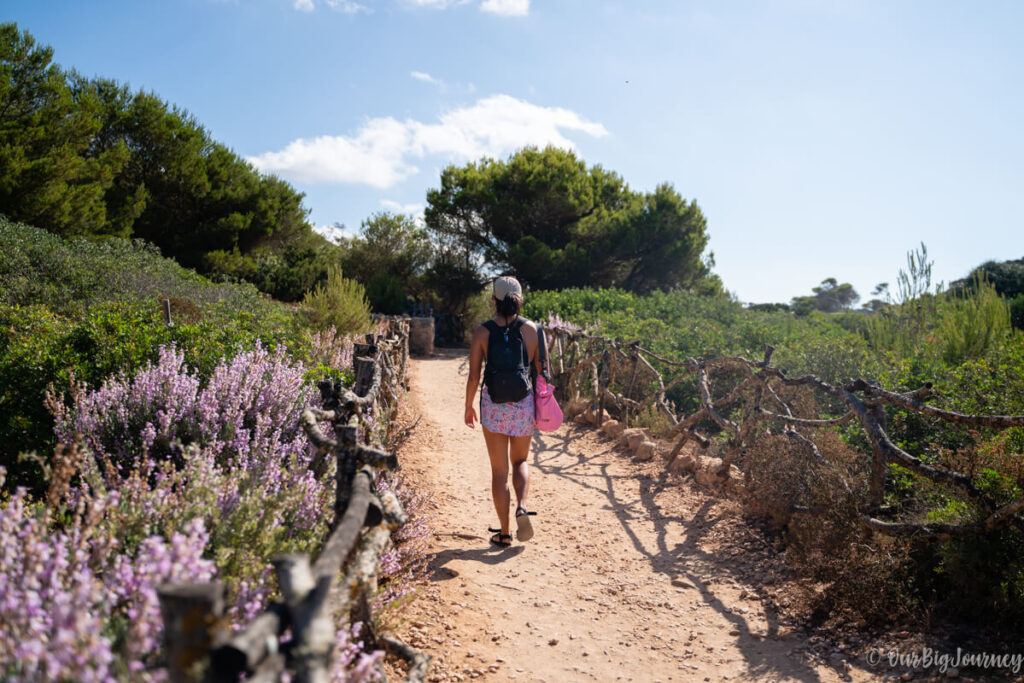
left=157, top=318, right=431, bottom=682
left=543, top=327, right=1024, bottom=540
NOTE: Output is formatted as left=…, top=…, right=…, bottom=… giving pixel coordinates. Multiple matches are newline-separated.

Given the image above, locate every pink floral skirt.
left=480, top=385, right=535, bottom=437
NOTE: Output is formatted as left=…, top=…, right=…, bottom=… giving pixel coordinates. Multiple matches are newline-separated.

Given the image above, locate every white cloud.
left=295, top=0, right=522, bottom=15
left=404, top=0, right=459, bottom=8
left=293, top=0, right=370, bottom=12
left=480, top=0, right=528, bottom=16
left=250, top=117, right=415, bottom=188
left=411, top=71, right=442, bottom=86
left=249, top=95, right=608, bottom=189
left=326, top=0, right=371, bottom=13
left=380, top=199, right=426, bottom=217
left=314, top=223, right=355, bottom=243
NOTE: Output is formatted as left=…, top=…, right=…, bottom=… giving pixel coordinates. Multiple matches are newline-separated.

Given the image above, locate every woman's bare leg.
left=509, top=434, right=531, bottom=510
left=483, top=427, right=511, bottom=534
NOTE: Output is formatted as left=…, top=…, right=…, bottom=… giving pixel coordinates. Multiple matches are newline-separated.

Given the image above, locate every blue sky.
left=7, top=0, right=1023, bottom=304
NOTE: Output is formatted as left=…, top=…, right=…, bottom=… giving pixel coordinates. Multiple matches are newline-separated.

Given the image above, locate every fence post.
left=597, top=349, right=611, bottom=425
left=868, top=405, right=889, bottom=508
left=335, top=425, right=360, bottom=523
left=623, top=350, right=640, bottom=427
left=157, top=581, right=226, bottom=683
left=272, top=555, right=332, bottom=683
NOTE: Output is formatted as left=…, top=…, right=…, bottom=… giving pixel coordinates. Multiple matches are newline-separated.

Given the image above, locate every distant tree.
left=338, top=212, right=432, bottom=297
left=860, top=283, right=889, bottom=313
left=421, top=229, right=487, bottom=318
left=424, top=146, right=718, bottom=294
left=747, top=302, right=791, bottom=313
left=791, top=278, right=860, bottom=315
left=814, top=278, right=860, bottom=312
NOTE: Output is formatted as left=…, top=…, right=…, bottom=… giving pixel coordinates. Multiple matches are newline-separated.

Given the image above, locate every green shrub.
left=0, top=221, right=313, bottom=492
left=301, top=265, right=373, bottom=336
left=936, top=277, right=1011, bottom=365
left=0, top=297, right=313, bottom=492
left=1011, top=294, right=1024, bottom=331
left=0, top=217, right=291, bottom=320
left=365, top=273, right=407, bottom=315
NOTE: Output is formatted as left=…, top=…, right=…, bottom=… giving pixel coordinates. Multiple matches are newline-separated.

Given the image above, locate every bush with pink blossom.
left=0, top=470, right=214, bottom=681
left=1, top=334, right=428, bottom=680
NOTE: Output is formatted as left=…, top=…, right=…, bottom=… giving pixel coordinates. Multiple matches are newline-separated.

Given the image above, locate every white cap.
left=493, top=276, right=523, bottom=300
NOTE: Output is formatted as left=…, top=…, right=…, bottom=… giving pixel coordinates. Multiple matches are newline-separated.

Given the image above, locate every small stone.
left=548, top=638, right=559, bottom=646
left=671, top=453, right=697, bottom=473
left=618, top=427, right=644, bottom=447
left=602, top=419, right=624, bottom=439
left=672, top=576, right=695, bottom=589
left=635, top=440, right=657, bottom=461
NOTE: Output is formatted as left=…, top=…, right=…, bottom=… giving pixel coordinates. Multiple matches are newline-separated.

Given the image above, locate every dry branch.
left=856, top=381, right=1024, bottom=429
left=380, top=635, right=432, bottom=683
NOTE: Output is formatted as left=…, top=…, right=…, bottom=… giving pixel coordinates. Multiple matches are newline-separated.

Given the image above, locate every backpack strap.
left=537, top=323, right=551, bottom=382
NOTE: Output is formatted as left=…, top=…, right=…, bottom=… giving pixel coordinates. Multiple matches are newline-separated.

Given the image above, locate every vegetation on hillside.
left=0, top=22, right=336, bottom=301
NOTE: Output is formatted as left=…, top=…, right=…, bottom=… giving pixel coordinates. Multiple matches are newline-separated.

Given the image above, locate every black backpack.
left=483, top=318, right=531, bottom=404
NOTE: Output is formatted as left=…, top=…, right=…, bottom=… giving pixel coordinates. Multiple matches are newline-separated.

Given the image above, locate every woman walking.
left=464, top=276, right=542, bottom=547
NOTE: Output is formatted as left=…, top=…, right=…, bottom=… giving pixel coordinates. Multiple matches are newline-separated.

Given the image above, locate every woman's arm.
left=465, top=325, right=488, bottom=428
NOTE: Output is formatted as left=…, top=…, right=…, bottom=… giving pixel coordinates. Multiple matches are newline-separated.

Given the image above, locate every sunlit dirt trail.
left=392, top=350, right=880, bottom=683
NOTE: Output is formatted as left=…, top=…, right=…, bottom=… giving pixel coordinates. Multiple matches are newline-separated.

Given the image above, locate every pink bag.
left=534, top=375, right=563, bottom=431
left=534, top=326, right=563, bottom=431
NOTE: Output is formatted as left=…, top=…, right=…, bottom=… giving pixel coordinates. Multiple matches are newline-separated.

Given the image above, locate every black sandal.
left=515, top=506, right=537, bottom=542
left=487, top=527, right=513, bottom=547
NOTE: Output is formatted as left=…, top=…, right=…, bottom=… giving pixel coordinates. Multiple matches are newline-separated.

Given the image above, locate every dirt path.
left=392, top=350, right=881, bottom=682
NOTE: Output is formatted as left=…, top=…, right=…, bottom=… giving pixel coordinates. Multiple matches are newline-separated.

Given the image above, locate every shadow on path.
left=425, top=545, right=526, bottom=582
left=532, top=425, right=839, bottom=683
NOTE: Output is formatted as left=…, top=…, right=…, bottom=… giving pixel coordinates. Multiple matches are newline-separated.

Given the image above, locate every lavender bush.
left=544, top=311, right=582, bottom=333
left=3, top=334, right=425, bottom=680
left=0, top=469, right=213, bottom=681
